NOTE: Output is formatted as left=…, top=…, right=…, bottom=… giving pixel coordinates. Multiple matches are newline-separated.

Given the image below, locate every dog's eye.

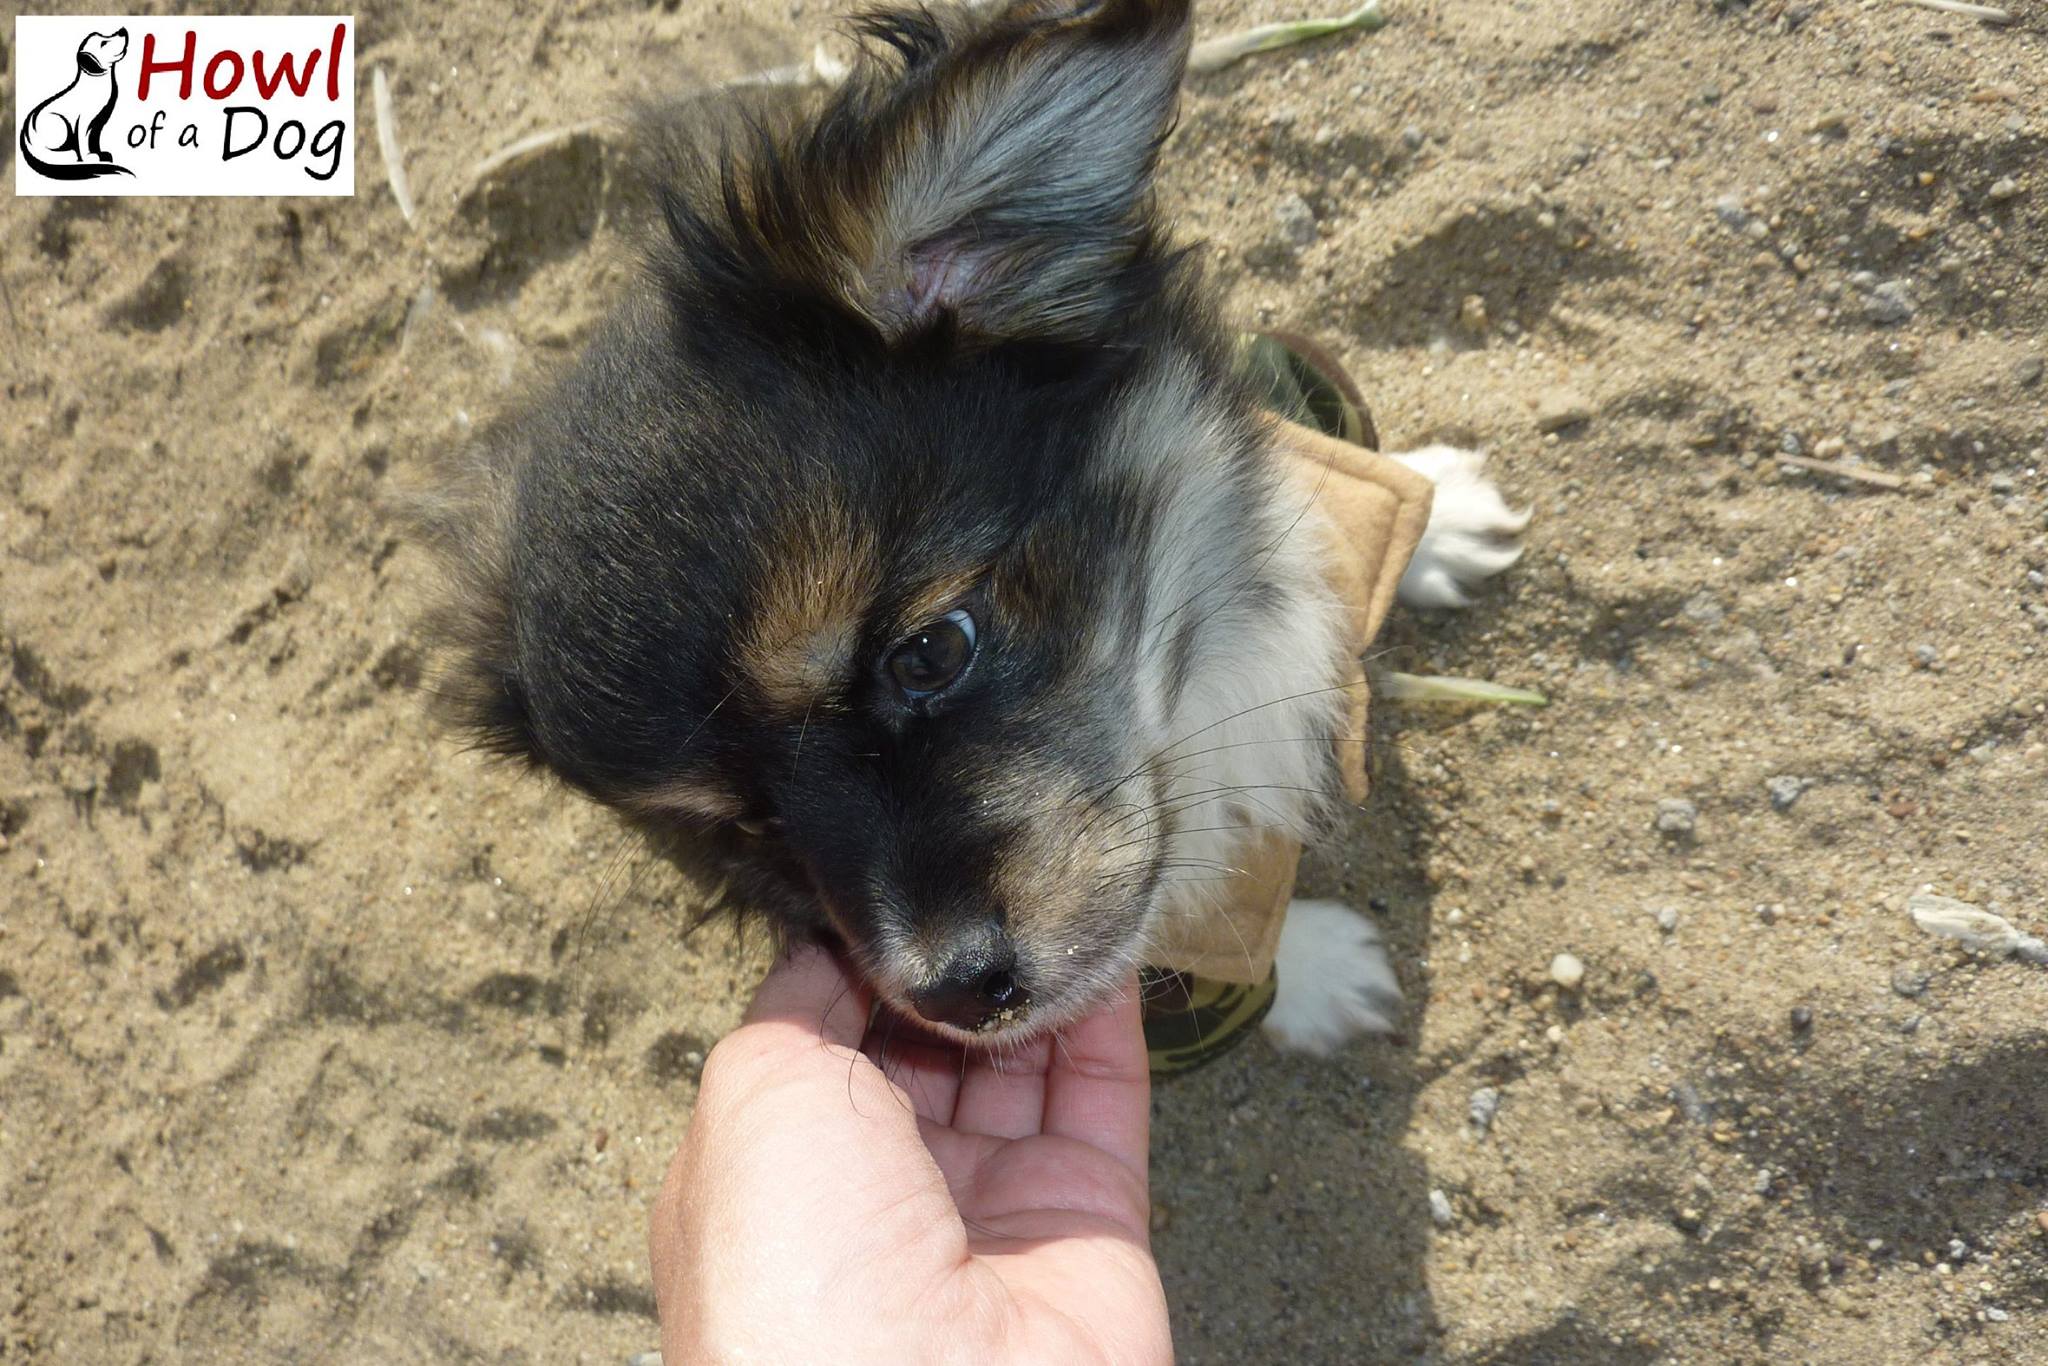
left=886, top=609, right=977, bottom=699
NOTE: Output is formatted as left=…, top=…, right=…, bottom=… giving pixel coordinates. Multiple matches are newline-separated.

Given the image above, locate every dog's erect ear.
left=662, top=0, right=1192, bottom=344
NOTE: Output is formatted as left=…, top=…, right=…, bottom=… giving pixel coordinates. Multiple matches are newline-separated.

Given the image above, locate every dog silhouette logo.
left=20, top=29, right=135, bottom=181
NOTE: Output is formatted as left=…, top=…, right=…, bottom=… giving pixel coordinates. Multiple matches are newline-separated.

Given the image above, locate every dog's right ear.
left=657, top=0, right=1194, bottom=345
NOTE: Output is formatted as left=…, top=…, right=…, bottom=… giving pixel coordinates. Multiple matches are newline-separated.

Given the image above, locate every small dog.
left=19, top=29, right=134, bottom=181
left=418, top=0, right=1522, bottom=1054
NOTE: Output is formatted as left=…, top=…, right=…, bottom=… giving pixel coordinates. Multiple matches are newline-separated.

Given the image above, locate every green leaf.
left=1380, top=672, right=1548, bottom=708
left=1189, top=3, right=1389, bottom=74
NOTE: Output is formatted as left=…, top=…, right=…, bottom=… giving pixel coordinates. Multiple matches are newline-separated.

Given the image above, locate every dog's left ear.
left=670, top=0, right=1193, bottom=345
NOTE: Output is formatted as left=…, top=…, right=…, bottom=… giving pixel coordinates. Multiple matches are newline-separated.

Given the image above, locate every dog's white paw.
left=1390, top=444, right=1529, bottom=610
left=1262, top=899, right=1401, bottom=1056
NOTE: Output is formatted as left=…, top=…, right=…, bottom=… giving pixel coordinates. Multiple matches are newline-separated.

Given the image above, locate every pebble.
left=1274, top=193, right=1318, bottom=248
left=2017, top=357, right=2044, bottom=389
left=1534, top=386, right=1595, bottom=433
left=1468, top=1086, right=1502, bottom=1136
left=1847, top=270, right=1878, bottom=293
left=1655, top=907, right=1681, bottom=934
left=1912, top=643, right=1941, bottom=670
left=1655, top=797, right=1699, bottom=836
left=1864, top=280, right=1916, bottom=325
left=1712, top=194, right=1749, bottom=230
left=1549, top=952, right=1586, bottom=991
left=1891, top=965, right=1931, bottom=998
left=1766, top=775, right=1810, bottom=812
left=1790, top=1004, right=1814, bottom=1034
left=1987, top=177, right=2022, bottom=204
left=1428, top=1189, right=1455, bottom=1227
left=1458, top=293, right=1489, bottom=336
left=1150, top=1202, right=1172, bottom=1233
left=1401, top=125, right=1426, bottom=152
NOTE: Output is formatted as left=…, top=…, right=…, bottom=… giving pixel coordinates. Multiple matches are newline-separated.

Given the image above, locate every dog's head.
left=78, top=30, right=129, bottom=76
left=421, top=0, right=1348, bottom=1041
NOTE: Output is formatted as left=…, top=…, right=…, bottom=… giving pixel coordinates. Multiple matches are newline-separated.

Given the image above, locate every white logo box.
left=15, top=14, right=355, bottom=197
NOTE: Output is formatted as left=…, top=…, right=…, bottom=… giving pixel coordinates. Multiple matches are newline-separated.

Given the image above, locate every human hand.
left=649, top=944, right=1170, bottom=1364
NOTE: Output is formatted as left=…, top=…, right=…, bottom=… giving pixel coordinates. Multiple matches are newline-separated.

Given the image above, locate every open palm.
left=650, top=946, right=1171, bottom=1364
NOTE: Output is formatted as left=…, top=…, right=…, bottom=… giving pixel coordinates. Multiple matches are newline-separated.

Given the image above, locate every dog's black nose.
left=910, top=942, right=1027, bottom=1032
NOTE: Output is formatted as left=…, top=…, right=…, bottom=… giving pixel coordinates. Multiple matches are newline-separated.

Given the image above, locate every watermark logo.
left=14, top=16, right=354, bottom=197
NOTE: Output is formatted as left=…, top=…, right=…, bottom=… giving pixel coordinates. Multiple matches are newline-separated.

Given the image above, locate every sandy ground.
left=5, top=0, right=2048, bottom=1361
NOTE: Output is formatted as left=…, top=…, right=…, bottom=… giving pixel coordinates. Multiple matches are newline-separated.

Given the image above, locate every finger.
left=914, top=1116, right=1001, bottom=1199
left=1041, top=974, right=1150, bottom=1179
left=950, top=1031, right=1053, bottom=1140
left=862, top=1013, right=965, bottom=1126
left=739, top=941, right=871, bottom=1052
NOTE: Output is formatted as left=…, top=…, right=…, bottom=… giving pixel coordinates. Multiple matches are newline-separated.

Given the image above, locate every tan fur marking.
left=990, top=759, right=1157, bottom=958
left=620, top=779, right=744, bottom=824
left=739, top=493, right=881, bottom=713
left=889, top=568, right=984, bottom=640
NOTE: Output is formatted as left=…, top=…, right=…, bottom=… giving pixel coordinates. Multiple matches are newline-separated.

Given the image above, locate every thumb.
left=735, top=940, right=873, bottom=1052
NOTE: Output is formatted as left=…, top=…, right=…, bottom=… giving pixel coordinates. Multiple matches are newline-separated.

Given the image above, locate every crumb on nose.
left=908, top=941, right=1029, bottom=1033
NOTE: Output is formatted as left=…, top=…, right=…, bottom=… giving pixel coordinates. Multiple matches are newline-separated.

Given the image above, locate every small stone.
left=1468, top=1086, right=1502, bottom=1136
left=2016, top=357, right=2044, bottom=389
left=1987, top=177, right=2022, bottom=204
left=1675, top=1207, right=1705, bottom=1235
left=1428, top=1189, right=1455, bottom=1227
left=1273, top=193, right=1317, bottom=247
left=1865, top=280, right=1915, bottom=325
left=1912, top=643, right=1940, bottom=670
left=1549, top=953, right=1586, bottom=991
left=1712, top=194, right=1749, bottom=230
left=2036, top=1212, right=2048, bottom=1236
left=1655, top=907, right=1681, bottom=934
left=1458, top=293, right=1489, bottom=335
left=1654, top=797, right=1699, bottom=837
left=1990, top=473, right=2017, bottom=495
left=1766, top=775, right=1810, bottom=812
left=1535, top=387, right=1594, bottom=433
left=1149, top=1202, right=1172, bottom=1233
left=1891, top=965, right=1930, bottom=998
left=1778, top=432, right=1804, bottom=456
left=1401, top=125, right=1425, bottom=152
left=1790, top=1004, right=1814, bottom=1034
left=1847, top=270, right=1879, bottom=293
